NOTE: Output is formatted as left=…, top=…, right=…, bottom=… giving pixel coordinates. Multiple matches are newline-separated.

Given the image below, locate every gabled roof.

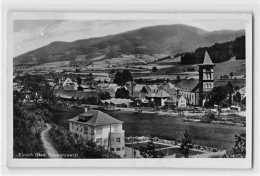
left=134, top=84, right=145, bottom=91
left=163, top=82, right=175, bottom=89
left=164, top=88, right=176, bottom=95
left=69, top=109, right=123, bottom=126
left=198, top=51, right=215, bottom=66
left=176, top=79, right=200, bottom=92
left=146, top=89, right=170, bottom=98
left=165, top=94, right=185, bottom=103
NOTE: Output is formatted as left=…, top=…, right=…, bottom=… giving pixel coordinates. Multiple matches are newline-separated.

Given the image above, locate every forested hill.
left=14, top=24, right=244, bottom=66
left=180, top=36, right=245, bottom=65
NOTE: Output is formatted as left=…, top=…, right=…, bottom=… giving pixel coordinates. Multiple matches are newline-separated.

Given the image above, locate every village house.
left=101, top=98, right=133, bottom=110
left=146, top=89, right=171, bottom=106
left=68, top=109, right=125, bottom=157
left=165, top=94, right=187, bottom=108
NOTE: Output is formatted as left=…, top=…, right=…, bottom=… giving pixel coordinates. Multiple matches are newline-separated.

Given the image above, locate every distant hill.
left=180, top=36, right=245, bottom=64
left=14, top=24, right=245, bottom=66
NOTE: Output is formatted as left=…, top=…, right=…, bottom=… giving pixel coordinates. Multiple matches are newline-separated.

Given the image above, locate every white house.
left=68, top=109, right=125, bottom=157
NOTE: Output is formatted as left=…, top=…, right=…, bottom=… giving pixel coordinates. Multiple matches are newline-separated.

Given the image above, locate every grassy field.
left=105, top=111, right=245, bottom=153
left=51, top=108, right=246, bottom=153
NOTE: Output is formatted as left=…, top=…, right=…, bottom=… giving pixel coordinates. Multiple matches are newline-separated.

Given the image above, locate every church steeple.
left=198, top=50, right=215, bottom=106
left=199, top=50, right=215, bottom=66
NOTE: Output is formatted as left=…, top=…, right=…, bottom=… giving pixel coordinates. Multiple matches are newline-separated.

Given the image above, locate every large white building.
left=68, top=109, right=125, bottom=157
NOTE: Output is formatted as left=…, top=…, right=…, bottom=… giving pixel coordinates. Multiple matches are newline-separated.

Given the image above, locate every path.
left=41, top=123, right=61, bottom=158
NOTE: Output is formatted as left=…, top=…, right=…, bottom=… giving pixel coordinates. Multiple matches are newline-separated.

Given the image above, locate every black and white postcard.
left=6, top=12, right=252, bottom=168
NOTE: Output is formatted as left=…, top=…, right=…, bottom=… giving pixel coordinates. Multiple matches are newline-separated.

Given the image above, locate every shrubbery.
left=48, top=125, right=120, bottom=158
left=13, top=104, right=49, bottom=158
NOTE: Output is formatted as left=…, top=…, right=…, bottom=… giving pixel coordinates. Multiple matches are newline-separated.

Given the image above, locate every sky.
left=13, top=19, right=246, bottom=57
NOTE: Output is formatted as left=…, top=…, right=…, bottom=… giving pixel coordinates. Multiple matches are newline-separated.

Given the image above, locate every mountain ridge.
left=14, top=24, right=245, bottom=65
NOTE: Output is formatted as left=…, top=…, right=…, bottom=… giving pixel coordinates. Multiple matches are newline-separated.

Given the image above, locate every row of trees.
left=181, top=36, right=245, bottom=65
left=204, top=82, right=243, bottom=108
left=114, top=70, right=133, bottom=86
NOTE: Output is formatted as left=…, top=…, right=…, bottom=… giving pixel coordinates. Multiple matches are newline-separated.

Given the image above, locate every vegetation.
left=152, top=66, right=158, bottom=72
left=204, top=82, right=234, bottom=108
left=13, top=103, right=54, bottom=158
left=224, top=133, right=246, bottom=158
left=99, top=92, right=111, bottom=100
left=14, top=74, right=55, bottom=105
left=179, top=128, right=193, bottom=158
left=139, top=140, right=164, bottom=158
left=48, top=124, right=120, bottom=158
left=181, top=36, right=245, bottom=64
left=115, top=87, right=130, bottom=99
left=114, top=70, right=133, bottom=86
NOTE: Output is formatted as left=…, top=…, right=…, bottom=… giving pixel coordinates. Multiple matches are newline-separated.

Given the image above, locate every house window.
left=111, top=138, right=114, bottom=145
left=122, top=147, right=124, bottom=150
left=111, top=148, right=115, bottom=151
left=116, top=148, right=121, bottom=151
left=84, top=126, right=88, bottom=134
left=96, top=138, right=102, bottom=145
left=116, top=138, right=121, bottom=143
left=96, top=127, right=102, bottom=134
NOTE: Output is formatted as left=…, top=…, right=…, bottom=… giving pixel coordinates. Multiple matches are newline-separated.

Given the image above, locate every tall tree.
left=76, top=76, right=82, bottom=85
left=114, top=72, right=123, bottom=86
left=152, top=66, right=158, bottom=73
left=115, top=87, right=129, bottom=99
left=122, top=70, right=133, bottom=83
left=179, top=128, right=193, bottom=158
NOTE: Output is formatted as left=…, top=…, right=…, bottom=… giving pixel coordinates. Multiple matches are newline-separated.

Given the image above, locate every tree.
left=109, top=69, right=115, bottom=74
left=139, top=140, right=164, bottom=158
left=177, top=75, right=181, bottom=81
left=205, top=85, right=228, bottom=107
left=179, top=128, right=193, bottom=158
left=99, top=92, right=111, bottom=100
left=114, top=72, right=123, bottom=86
left=76, top=76, right=82, bottom=85
left=227, top=82, right=234, bottom=106
left=87, top=73, right=94, bottom=83
left=115, top=87, right=129, bottom=99
left=14, top=74, right=55, bottom=104
left=233, top=133, right=246, bottom=158
left=229, top=72, right=234, bottom=77
left=152, top=66, right=158, bottom=73
left=122, top=70, right=133, bottom=83
left=233, top=92, right=241, bottom=103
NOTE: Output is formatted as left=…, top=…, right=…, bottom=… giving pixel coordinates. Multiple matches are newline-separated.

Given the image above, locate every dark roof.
left=146, top=89, right=170, bottom=98
left=54, top=89, right=99, bottom=99
left=198, top=51, right=215, bottom=66
left=69, top=109, right=123, bottom=126
left=142, top=85, right=153, bottom=94
left=176, top=79, right=200, bottom=92
left=164, top=88, right=176, bottom=95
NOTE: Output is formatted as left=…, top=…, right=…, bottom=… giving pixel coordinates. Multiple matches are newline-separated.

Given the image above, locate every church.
left=176, top=51, right=215, bottom=106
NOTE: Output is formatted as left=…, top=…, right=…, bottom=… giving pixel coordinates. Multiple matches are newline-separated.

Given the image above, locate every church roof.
left=198, top=51, right=215, bottom=66
left=176, top=79, right=200, bottom=92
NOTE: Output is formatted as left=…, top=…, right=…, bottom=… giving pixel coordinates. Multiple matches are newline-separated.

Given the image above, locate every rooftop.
left=198, top=51, right=215, bottom=66
left=69, top=109, right=123, bottom=127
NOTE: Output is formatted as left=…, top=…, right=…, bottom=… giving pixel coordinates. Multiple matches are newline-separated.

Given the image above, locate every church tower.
left=198, top=51, right=215, bottom=106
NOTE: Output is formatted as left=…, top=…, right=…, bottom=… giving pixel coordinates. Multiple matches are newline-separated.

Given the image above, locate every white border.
left=1, top=1, right=258, bottom=172
left=5, top=12, right=252, bottom=169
